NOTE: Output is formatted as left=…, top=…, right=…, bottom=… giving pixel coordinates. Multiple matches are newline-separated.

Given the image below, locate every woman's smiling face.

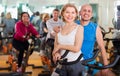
left=63, top=7, right=77, bottom=23
left=22, top=13, right=30, bottom=23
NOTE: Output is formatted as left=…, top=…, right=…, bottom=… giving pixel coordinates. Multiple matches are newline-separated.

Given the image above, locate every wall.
left=89, top=0, right=115, bottom=30
left=28, top=0, right=69, bottom=12
left=0, top=0, right=117, bottom=30
left=98, top=0, right=115, bottom=29
left=69, top=0, right=115, bottom=30
left=67, top=0, right=115, bottom=30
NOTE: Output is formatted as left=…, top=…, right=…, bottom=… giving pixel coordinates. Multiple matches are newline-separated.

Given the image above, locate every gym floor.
left=0, top=51, right=45, bottom=76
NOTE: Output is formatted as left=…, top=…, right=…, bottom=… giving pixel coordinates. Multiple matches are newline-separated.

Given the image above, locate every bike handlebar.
left=0, top=36, right=13, bottom=39
left=104, top=38, right=120, bottom=41
left=81, top=50, right=120, bottom=70
left=81, top=49, right=100, bottom=63
left=82, top=55, right=120, bottom=69
left=56, top=49, right=99, bottom=65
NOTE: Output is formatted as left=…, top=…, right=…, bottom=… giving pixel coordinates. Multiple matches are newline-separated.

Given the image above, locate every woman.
left=51, top=3, right=85, bottom=76
left=39, top=13, right=49, bottom=37
left=39, top=13, right=49, bottom=53
left=3, top=12, right=15, bottom=37
left=12, top=12, right=40, bottom=72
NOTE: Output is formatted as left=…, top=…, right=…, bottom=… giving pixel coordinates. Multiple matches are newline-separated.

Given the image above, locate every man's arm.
left=96, top=26, right=109, bottom=65
left=46, top=20, right=56, bottom=37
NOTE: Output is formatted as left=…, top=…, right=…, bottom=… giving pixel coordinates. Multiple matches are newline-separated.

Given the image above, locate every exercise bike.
left=0, top=36, right=36, bottom=76
left=81, top=47, right=120, bottom=76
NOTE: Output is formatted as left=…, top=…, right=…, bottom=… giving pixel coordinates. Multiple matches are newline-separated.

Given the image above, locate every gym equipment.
left=0, top=36, right=36, bottom=76
left=81, top=46, right=120, bottom=76
left=21, top=36, right=35, bottom=73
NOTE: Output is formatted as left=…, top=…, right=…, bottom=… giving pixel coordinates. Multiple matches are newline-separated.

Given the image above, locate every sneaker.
left=17, top=67, right=22, bottom=73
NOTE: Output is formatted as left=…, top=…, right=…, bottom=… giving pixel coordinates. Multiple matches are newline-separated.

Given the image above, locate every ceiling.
left=0, top=0, right=90, bottom=13
left=1, top=0, right=70, bottom=6
left=0, top=0, right=89, bottom=7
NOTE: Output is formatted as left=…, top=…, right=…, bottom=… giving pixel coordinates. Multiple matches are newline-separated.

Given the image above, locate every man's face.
left=52, top=11, right=59, bottom=20
left=80, top=5, right=93, bottom=21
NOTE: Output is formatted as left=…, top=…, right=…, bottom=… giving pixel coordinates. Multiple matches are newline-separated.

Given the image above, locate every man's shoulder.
left=89, top=21, right=97, bottom=25
left=47, top=18, right=53, bottom=22
left=47, top=18, right=63, bottom=24
left=89, top=22, right=98, bottom=27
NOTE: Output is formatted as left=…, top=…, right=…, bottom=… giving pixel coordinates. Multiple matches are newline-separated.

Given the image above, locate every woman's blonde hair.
left=61, top=3, right=78, bottom=21
left=42, top=13, right=50, bottom=21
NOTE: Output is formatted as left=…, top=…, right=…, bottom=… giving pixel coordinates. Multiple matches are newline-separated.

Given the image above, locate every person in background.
left=0, top=12, right=5, bottom=35
left=51, top=3, right=85, bottom=76
left=2, top=12, right=16, bottom=45
left=46, top=8, right=64, bottom=42
left=2, top=12, right=15, bottom=37
left=46, top=8, right=64, bottom=67
left=0, top=12, right=5, bottom=48
left=39, top=13, right=49, bottom=37
left=31, top=11, right=41, bottom=31
left=79, top=4, right=110, bottom=76
left=39, top=13, right=50, bottom=53
left=116, top=5, right=120, bottom=30
left=30, top=12, right=35, bottom=22
left=12, top=12, right=40, bottom=72
left=0, top=12, right=5, bottom=25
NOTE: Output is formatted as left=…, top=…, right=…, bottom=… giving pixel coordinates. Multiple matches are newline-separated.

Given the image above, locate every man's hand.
left=100, top=69, right=116, bottom=76
left=53, top=26, right=61, bottom=33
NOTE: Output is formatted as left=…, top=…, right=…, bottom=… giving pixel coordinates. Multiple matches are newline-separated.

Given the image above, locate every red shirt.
left=14, top=20, right=39, bottom=42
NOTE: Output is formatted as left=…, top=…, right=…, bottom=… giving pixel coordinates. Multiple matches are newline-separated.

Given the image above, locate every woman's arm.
left=52, top=33, right=59, bottom=55
left=52, top=33, right=61, bottom=63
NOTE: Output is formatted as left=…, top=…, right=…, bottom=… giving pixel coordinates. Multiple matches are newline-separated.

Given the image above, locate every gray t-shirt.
left=46, top=18, right=64, bottom=40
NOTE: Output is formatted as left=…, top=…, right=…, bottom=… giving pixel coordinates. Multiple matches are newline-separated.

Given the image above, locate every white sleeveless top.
left=57, top=26, right=83, bottom=62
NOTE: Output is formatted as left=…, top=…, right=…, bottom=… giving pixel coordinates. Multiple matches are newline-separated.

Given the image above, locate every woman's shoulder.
left=16, top=20, right=22, bottom=24
left=76, top=24, right=83, bottom=29
left=16, top=21, right=25, bottom=27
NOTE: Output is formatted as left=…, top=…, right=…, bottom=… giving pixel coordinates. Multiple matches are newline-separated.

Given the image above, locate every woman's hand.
left=53, top=52, right=61, bottom=64
left=36, top=34, right=40, bottom=38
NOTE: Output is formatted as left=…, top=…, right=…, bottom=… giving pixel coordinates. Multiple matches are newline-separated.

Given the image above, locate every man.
left=46, top=9, right=64, bottom=41
left=31, top=11, right=41, bottom=31
left=116, top=5, right=120, bottom=30
left=46, top=9, right=64, bottom=49
left=79, top=4, right=109, bottom=76
left=46, top=8, right=64, bottom=67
